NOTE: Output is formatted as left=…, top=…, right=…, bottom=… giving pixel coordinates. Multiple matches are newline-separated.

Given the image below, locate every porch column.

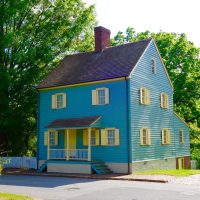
left=88, top=128, right=91, bottom=161
left=66, top=129, right=69, bottom=160
left=47, top=130, right=50, bottom=160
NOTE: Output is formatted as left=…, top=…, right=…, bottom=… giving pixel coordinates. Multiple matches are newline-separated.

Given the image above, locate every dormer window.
left=151, top=58, right=156, bottom=74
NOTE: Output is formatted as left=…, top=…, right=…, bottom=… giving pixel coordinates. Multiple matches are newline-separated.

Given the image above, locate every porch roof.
left=46, top=116, right=101, bottom=129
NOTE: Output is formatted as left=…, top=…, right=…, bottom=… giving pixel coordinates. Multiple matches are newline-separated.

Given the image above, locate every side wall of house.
left=38, top=80, right=129, bottom=173
left=173, top=114, right=190, bottom=169
left=129, top=40, right=176, bottom=172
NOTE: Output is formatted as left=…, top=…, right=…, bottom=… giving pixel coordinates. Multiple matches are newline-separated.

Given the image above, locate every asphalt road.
left=0, top=175, right=200, bottom=200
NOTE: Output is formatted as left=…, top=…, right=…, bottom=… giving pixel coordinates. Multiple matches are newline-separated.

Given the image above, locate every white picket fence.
left=2, top=156, right=37, bottom=169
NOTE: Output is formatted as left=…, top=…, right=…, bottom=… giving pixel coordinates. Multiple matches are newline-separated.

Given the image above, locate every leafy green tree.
left=112, top=28, right=200, bottom=159
left=0, top=0, right=96, bottom=156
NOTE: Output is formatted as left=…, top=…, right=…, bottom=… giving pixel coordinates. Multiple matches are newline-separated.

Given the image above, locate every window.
left=83, top=129, right=99, bottom=146
left=44, top=131, right=58, bottom=146
left=107, top=130, right=115, bottom=145
left=52, top=93, right=66, bottom=109
left=91, top=130, right=96, bottom=145
left=162, top=129, right=171, bottom=145
left=97, top=89, right=105, bottom=105
left=160, top=92, right=168, bottom=109
left=101, top=128, right=120, bottom=146
left=151, top=58, right=156, bottom=74
left=92, top=88, right=109, bottom=105
left=140, top=128, right=151, bottom=145
left=180, top=129, right=184, bottom=144
left=140, top=88, right=150, bottom=105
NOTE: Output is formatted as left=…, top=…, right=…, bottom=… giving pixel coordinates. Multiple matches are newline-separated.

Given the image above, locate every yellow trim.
left=174, top=112, right=189, bottom=127
left=152, top=39, right=174, bottom=91
left=140, top=128, right=151, bottom=145
left=38, top=77, right=126, bottom=91
left=178, top=158, right=184, bottom=169
left=162, top=128, right=171, bottom=145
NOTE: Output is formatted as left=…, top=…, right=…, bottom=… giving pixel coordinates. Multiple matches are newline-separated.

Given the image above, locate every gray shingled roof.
left=38, top=38, right=152, bottom=89
left=46, top=116, right=101, bottom=128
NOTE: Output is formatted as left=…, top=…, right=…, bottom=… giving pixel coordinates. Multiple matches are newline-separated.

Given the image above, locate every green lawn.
left=139, top=169, right=200, bottom=177
left=0, top=193, right=33, bottom=200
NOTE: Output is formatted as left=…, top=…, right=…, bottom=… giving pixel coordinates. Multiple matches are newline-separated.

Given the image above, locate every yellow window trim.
left=38, top=77, right=125, bottom=91
left=140, top=87, right=150, bottom=105
left=92, top=87, right=109, bottom=105
left=140, top=128, right=151, bottom=146
left=162, top=128, right=171, bottom=145
left=160, top=92, right=169, bottom=109
left=101, top=128, right=120, bottom=146
left=52, top=93, right=66, bottom=109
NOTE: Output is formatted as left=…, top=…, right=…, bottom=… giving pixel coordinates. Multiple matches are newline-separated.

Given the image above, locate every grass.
left=139, top=169, right=200, bottom=177
left=0, top=193, right=33, bottom=200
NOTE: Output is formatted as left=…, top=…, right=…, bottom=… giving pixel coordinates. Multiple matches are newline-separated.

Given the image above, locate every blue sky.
left=84, top=0, right=200, bottom=47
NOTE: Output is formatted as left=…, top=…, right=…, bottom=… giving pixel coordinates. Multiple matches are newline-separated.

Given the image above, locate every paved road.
left=0, top=175, right=200, bottom=200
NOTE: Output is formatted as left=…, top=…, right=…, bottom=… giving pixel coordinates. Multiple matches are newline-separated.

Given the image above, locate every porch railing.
left=49, top=149, right=88, bottom=161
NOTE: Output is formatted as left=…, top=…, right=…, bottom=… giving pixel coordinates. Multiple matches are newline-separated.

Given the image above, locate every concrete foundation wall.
left=47, top=163, right=91, bottom=174
left=132, top=158, right=176, bottom=173
left=105, top=162, right=128, bottom=173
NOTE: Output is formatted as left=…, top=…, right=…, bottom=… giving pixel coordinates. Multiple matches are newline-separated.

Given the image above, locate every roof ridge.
left=104, top=38, right=152, bottom=50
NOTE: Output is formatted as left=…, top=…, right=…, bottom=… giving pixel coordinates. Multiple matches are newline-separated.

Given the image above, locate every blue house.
left=37, top=26, right=190, bottom=174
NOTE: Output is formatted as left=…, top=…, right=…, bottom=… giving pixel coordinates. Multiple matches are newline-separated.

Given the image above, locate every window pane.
left=107, top=130, right=115, bottom=145
left=50, top=132, right=55, bottom=146
left=142, top=129, right=147, bottom=144
left=142, top=89, right=145, bottom=103
left=98, top=89, right=105, bottom=105
left=91, top=131, right=96, bottom=145
left=151, top=59, right=156, bottom=74
left=164, top=130, right=167, bottom=144
left=57, top=94, right=63, bottom=108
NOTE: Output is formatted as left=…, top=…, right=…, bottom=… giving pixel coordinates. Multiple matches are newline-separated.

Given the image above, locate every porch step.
left=91, top=161, right=113, bottom=174
left=38, top=161, right=47, bottom=173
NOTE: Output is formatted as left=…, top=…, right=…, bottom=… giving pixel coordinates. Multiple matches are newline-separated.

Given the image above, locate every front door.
left=65, top=129, right=76, bottom=159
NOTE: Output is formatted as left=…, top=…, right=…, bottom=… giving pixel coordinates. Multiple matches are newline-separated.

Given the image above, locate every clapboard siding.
left=38, top=80, right=128, bottom=163
left=173, top=114, right=190, bottom=157
left=129, top=40, right=175, bottom=162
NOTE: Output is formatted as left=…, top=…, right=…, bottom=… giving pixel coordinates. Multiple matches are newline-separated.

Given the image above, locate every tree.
left=0, top=0, right=96, bottom=156
left=112, top=28, right=200, bottom=159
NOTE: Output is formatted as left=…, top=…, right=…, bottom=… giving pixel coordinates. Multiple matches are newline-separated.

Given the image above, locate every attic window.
left=151, top=58, right=156, bottom=74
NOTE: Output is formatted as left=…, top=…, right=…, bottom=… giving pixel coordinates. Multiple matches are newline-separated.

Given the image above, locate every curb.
left=2, top=171, right=168, bottom=183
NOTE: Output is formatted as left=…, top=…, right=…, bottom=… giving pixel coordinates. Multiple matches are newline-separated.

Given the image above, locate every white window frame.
left=160, top=92, right=169, bottom=109
left=151, top=58, right=156, bottom=74
left=140, top=87, right=150, bottom=105
left=140, top=128, right=151, bottom=145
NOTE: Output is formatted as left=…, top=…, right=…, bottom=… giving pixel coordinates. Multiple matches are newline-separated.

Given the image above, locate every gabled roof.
left=46, top=116, right=101, bottom=128
left=38, top=39, right=152, bottom=89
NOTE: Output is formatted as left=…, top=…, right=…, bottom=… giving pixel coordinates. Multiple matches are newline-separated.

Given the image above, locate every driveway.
left=0, top=175, right=200, bottom=200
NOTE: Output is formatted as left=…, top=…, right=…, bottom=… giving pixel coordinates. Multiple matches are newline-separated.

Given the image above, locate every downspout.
left=36, top=91, right=40, bottom=170
left=125, top=77, right=131, bottom=174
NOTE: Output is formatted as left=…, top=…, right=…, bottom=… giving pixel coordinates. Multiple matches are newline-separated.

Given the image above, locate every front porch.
left=47, top=128, right=93, bottom=162
left=45, top=116, right=102, bottom=163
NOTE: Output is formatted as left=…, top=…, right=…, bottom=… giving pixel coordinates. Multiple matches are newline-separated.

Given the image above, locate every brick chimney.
left=94, top=26, right=111, bottom=52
